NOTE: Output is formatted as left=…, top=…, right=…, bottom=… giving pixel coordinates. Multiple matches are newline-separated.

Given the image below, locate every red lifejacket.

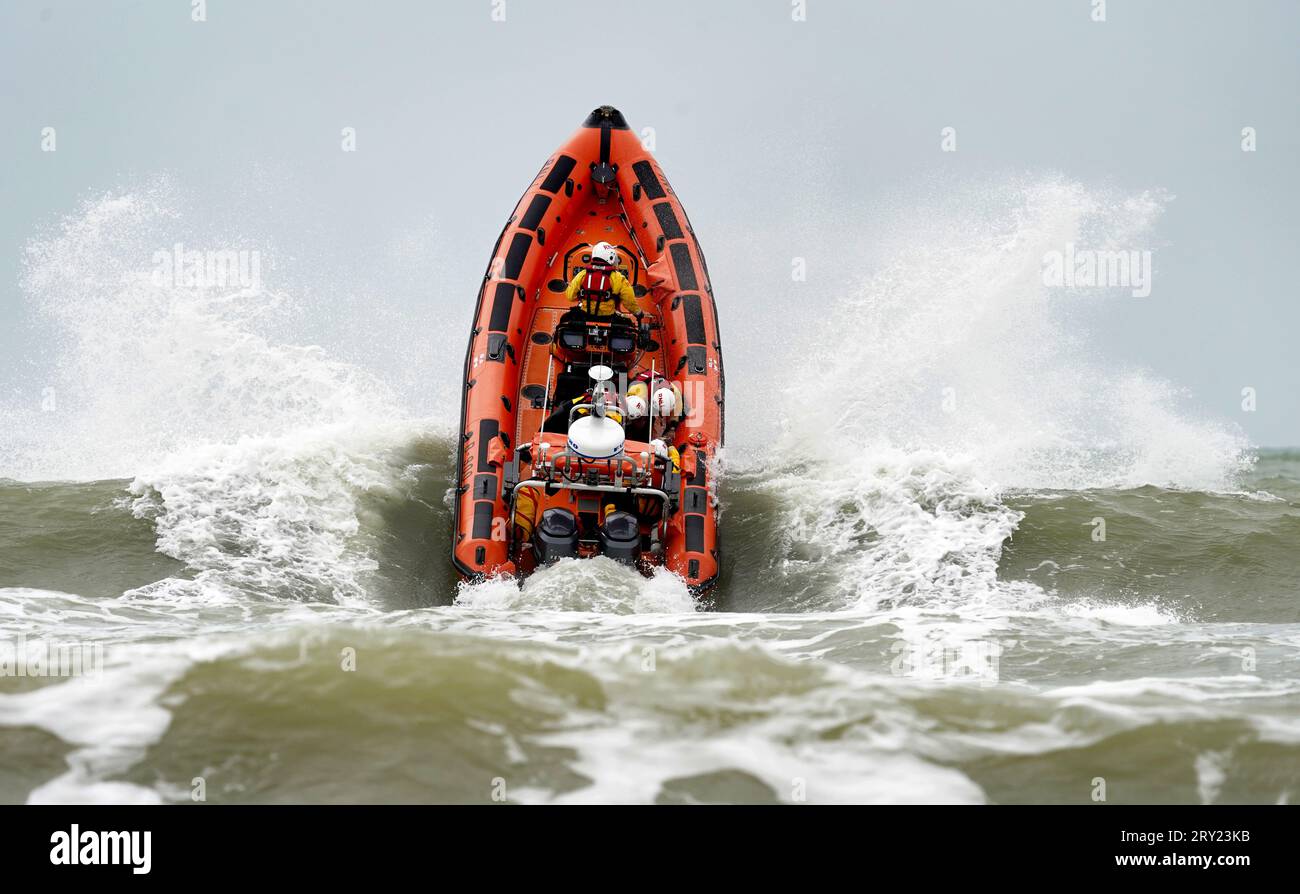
left=580, top=264, right=617, bottom=313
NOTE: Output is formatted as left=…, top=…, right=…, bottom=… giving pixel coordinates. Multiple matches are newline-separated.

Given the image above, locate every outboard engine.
left=598, top=511, right=641, bottom=565
left=534, top=508, right=579, bottom=565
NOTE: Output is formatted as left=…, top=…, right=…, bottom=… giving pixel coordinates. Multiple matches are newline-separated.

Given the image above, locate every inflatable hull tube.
left=452, top=106, right=723, bottom=595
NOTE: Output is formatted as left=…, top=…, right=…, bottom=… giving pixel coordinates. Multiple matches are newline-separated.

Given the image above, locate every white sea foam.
left=3, top=182, right=407, bottom=482
left=1, top=185, right=446, bottom=611
left=0, top=177, right=1281, bottom=804
left=127, top=420, right=434, bottom=606
left=762, top=175, right=1248, bottom=490
left=455, top=559, right=697, bottom=614
left=1059, top=598, right=1179, bottom=627
left=0, top=647, right=192, bottom=804
left=733, top=175, right=1250, bottom=614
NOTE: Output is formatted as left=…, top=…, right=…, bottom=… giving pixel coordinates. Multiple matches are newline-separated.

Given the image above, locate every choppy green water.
left=3, top=177, right=1296, bottom=804
left=2, top=446, right=1298, bottom=805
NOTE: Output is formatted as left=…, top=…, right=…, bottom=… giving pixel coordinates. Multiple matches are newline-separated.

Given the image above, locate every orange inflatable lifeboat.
left=452, top=106, right=724, bottom=595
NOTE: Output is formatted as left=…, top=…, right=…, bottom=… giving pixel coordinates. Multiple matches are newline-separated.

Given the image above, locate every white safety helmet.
left=625, top=394, right=648, bottom=419
left=590, top=241, right=619, bottom=266
left=651, top=386, right=676, bottom=417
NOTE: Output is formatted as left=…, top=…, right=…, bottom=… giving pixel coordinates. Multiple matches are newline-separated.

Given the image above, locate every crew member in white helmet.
left=564, top=241, right=640, bottom=319
left=625, top=371, right=686, bottom=451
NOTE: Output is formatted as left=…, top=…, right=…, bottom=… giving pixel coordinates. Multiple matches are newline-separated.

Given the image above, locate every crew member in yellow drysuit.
left=564, top=241, right=641, bottom=317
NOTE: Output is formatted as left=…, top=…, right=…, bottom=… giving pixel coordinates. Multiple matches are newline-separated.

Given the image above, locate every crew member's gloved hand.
left=650, top=438, right=669, bottom=459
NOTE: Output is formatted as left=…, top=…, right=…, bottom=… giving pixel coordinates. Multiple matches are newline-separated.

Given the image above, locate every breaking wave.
left=2, top=174, right=1287, bottom=806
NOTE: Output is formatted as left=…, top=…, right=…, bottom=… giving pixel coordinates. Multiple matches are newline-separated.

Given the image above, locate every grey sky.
left=2, top=0, right=1297, bottom=445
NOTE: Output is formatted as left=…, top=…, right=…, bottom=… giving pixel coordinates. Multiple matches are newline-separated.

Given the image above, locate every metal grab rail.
left=541, top=434, right=652, bottom=487
left=507, top=477, right=670, bottom=555
left=511, top=478, right=668, bottom=502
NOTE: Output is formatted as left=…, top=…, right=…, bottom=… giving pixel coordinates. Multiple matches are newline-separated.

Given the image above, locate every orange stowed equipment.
left=452, top=106, right=724, bottom=596
left=679, top=448, right=697, bottom=480
left=513, top=485, right=541, bottom=541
